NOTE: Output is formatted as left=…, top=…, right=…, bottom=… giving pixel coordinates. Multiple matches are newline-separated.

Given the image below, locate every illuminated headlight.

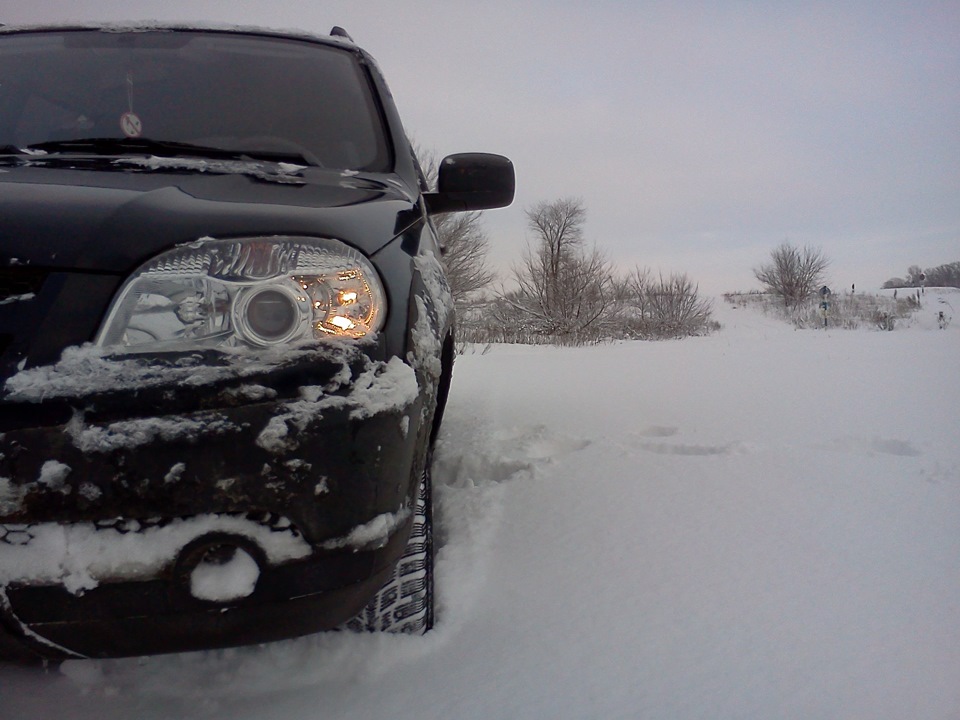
left=95, top=237, right=386, bottom=352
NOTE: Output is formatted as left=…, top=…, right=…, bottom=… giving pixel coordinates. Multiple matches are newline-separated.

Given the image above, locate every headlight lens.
left=96, top=237, right=386, bottom=352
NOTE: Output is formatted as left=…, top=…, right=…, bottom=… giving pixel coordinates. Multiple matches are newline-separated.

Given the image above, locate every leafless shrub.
left=624, top=269, right=716, bottom=338
left=448, top=195, right=717, bottom=347
left=753, top=242, right=830, bottom=308
left=435, top=210, right=496, bottom=310
left=874, top=310, right=896, bottom=331
left=725, top=290, right=915, bottom=330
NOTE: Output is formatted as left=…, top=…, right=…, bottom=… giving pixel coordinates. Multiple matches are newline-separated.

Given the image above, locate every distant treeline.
left=882, top=261, right=960, bottom=289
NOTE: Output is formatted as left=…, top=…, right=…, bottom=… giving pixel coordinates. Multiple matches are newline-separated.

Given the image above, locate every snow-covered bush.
left=753, top=242, right=830, bottom=308
left=724, top=291, right=916, bottom=330
left=621, top=270, right=718, bottom=339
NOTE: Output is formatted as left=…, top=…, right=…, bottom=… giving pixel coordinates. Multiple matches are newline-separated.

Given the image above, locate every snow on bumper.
left=0, top=514, right=312, bottom=595
left=1, top=352, right=422, bottom=528
left=0, top=349, right=429, bottom=658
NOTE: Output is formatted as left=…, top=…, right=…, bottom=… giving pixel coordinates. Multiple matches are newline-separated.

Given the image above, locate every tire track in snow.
left=432, top=408, right=591, bottom=632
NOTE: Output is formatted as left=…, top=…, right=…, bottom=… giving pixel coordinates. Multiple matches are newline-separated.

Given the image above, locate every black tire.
left=342, top=453, right=434, bottom=634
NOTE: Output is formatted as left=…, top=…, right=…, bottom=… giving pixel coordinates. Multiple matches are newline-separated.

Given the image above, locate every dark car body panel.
left=0, top=25, right=468, bottom=660
left=0, top=166, right=417, bottom=272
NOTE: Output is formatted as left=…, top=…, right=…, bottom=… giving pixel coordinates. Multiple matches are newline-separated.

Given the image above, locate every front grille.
left=0, top=267, right=49, bottom=301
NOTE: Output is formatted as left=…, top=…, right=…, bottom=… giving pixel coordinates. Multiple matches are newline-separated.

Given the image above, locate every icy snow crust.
left=409, top=251, right=453, bottom=383
left=67, top=412, right=239, bottom=454
left=255, top=356, right=418, bottom=454
left=4, top=339, right=419, bottom=458
left=114, top=157, right=309, bottom=184
left=3, top=340, right=362, bottom=402
left=2, top=293, right=959, bottom=719
left=320, top=509, right=411, bottom=552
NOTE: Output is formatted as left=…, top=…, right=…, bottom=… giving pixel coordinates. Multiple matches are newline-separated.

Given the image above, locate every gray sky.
left=6, top=1, right=959, bottom=293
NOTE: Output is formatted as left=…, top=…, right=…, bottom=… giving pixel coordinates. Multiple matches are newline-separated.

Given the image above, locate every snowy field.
left=2, top=292, right=958, bottom=720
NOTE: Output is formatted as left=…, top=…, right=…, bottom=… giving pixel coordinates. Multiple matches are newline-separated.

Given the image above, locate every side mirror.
left=424, top=153, right=515, bottom=215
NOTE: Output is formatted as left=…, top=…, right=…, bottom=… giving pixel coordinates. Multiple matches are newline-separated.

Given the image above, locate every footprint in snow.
left=825, top=436, right=921, bottom=458
left=635, top=440, right=753, bottom=457
left=636, top=425, right=680, bottom=438
left=624, top=426, right=755, bottom=457
left=513, top=426, right=591, bottom=461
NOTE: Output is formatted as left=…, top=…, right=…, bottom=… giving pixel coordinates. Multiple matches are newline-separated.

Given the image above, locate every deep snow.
left=1, top=293, right=958, bottom=719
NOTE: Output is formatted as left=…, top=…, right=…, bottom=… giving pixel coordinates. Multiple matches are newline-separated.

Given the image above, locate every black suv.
left=0, top=24, right=514, bottom=660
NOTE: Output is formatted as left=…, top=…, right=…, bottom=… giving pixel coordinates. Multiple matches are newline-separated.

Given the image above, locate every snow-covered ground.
left=2, top=293, right=958, bottom=719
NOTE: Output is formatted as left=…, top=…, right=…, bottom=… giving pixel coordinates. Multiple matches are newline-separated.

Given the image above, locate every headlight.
left=96, top=237, right=386, bottom=352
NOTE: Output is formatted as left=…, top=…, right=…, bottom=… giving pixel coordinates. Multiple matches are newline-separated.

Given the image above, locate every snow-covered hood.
left=0, top=163, right=419, bottom=272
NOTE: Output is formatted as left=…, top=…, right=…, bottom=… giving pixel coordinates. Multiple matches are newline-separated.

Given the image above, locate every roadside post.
left=819, top=286, right=831, bottom=328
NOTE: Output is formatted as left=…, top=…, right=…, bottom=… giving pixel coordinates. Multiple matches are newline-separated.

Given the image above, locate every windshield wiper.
left=25, top=138, right=313, bottom=166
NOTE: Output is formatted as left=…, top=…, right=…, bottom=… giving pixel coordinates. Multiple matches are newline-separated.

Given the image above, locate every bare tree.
left=524, top=197, right=587, bottom=294
left=885, top=262, right=960, bottom=289
left=415, top=147, right=495, bottom=311
left=433, top=211, right=496, bottom=302
left=505, top=198, right=617, bottom=342
left=627, top=270, right=714, bottom=338
left=927, top=261, right=960, bottom=288
left=753, top=242, right=830, bottom=308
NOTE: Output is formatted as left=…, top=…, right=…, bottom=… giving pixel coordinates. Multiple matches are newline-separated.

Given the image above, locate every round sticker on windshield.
left=120, top=112, right=143, bottom=138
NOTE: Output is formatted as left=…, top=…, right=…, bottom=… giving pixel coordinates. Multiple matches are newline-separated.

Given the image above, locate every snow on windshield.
left=115, top=156, right=308, bottom=183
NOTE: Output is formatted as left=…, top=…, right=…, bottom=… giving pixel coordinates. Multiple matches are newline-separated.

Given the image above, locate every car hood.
left=0, top=162, right=419, bottom=272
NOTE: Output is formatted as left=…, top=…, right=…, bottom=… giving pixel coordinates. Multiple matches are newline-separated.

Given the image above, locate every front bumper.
left=0, top=346, right=429, bottom=659
left=1, top=513, right=412, bottom=659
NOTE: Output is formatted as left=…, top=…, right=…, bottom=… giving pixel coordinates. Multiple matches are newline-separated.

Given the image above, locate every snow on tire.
left=343, top=455, right=434, bottom=634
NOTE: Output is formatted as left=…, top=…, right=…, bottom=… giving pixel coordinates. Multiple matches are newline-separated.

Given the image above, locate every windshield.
left=0, top=29, right=391, bottom=171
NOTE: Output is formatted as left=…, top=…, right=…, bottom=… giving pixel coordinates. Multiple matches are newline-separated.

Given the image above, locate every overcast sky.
left=6, top=1, right=959, bottom=293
